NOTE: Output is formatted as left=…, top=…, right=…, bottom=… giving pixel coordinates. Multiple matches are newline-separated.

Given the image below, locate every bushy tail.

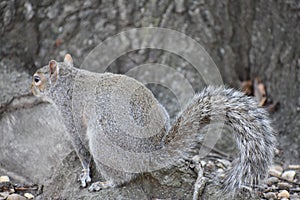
left=164, top=86, right=276, bottom=196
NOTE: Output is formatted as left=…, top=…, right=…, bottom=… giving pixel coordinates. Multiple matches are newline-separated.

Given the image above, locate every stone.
left=200, top=160, right=206, bottom=167
left=268, top=168, right=282, bottom=177
left=265, top=176, right=279, bottom=185
left=6, top=194, right=27, bottom=200
left=278, top=182, right=292, bottom=190
left=0, top=176, right=10, bottom=183
left=24, top=193, right=34, bottom=199
left=206, top=160, right=215, bottom=170
left=268, top=165, right=283, bottom=177
left=216, top=169, right=226, bottom=179
left=288, top=165, right=300, bottom=170
left=0, top=104, right=73, bottom=184
left=217, top=159, right=231, bottom=168
left=273, top=165, right=284, bottom=173
left=192, top=155, right=201, bottom=163
left=278, top=190, right=290, bottom=199
left=216, top=162, right=224, bottom=168
left=263, top=192, right=276, bottom=199
left=282, top=170, right=296, bottom=181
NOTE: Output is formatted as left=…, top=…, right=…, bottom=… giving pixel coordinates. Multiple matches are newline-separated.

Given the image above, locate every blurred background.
left=0, top=0, right=299, bottom=199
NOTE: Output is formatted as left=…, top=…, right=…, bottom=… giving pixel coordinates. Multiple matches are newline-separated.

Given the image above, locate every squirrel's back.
left=70, top=68, right=171, bottom=153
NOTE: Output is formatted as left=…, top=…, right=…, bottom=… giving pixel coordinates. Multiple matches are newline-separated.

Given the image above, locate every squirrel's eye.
left=34, top=75, right=41, bottom=83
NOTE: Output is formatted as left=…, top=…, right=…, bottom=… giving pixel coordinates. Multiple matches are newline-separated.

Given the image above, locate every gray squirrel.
left=31, top=54, right=276, bottom=197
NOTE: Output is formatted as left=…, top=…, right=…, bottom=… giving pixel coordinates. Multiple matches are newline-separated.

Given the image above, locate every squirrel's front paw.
left=88, top=181, right=114, bottom=192
left=79, top=168, right=91, bottom=187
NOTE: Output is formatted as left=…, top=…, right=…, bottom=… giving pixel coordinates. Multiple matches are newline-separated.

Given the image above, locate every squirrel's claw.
left=88, top=181, right=114, bottom=192
left=79, top=168, right=91, bottom=187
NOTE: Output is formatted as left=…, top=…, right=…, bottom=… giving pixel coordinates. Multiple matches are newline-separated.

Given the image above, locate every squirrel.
left=31, top=54, right=276, bottom=197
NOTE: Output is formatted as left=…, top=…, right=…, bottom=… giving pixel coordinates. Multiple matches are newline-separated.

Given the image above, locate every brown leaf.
left=254, top=77, right=267, bottom=106
left=241, top=80, right=253, bottom=96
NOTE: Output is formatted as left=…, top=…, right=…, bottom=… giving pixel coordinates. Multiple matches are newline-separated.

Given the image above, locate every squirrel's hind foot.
left=88, top=180, right=115, bottom=192
left=79, top=168, right=91, bottom=187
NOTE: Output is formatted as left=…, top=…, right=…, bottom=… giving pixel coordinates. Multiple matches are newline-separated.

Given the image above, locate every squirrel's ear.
left=64, top=54, right=74, bottom=67
left=49, top=60, right=59, bottom=83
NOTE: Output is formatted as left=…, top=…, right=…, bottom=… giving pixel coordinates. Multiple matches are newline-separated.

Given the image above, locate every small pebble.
left=206, top=160, right=215, bottom=170
left=24, top=193, right=34, bottom=199
left=278, top=182, right=292, bottom=190
left=273, top=165, right=284, bottom=173
left=0, top=176, right=10, bottom=183
left=7, top=194, right=27, bottom=200
left=216, top=168, right=226, bottom=178
left=271, top=184, right=277, bottom=190
left=216, top=168, right=224, bottom=173
left=275, top=148, right=281, bottom=155
left=217, top=159, right=231, bottom=167
left=269, top=168, right=282, bottom=177
left=294, top=187, right=300, bottom=191
left=263, top=191, right=276, bottom=199
left=282, top=170, right=296, bottom=181
left=192, top=155, right=201, bottom=163
left=288, top=165, right=300, bottom=170
left=278, top=190, right=290, bottom=199
left=216, top=162, right=225, bottom=169
left=265, top=176, right=279, bottom=185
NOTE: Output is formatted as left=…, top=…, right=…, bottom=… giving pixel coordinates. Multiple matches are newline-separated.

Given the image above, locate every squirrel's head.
left=31, top=54, right=74, bottom=98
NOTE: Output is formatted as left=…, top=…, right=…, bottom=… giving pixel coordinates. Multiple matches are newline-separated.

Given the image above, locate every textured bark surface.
left=0, top=0, right=299, bottom=199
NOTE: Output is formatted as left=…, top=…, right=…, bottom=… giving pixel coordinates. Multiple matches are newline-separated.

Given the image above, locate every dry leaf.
left=254, top=78, right=267, bottom=106
left=241, top=80, right=253, bottom=95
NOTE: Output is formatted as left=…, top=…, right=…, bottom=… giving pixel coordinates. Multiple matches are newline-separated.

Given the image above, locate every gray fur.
left=165, top=86, right=276, bottom=195
left=31, top=58, right=276, bottom=196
